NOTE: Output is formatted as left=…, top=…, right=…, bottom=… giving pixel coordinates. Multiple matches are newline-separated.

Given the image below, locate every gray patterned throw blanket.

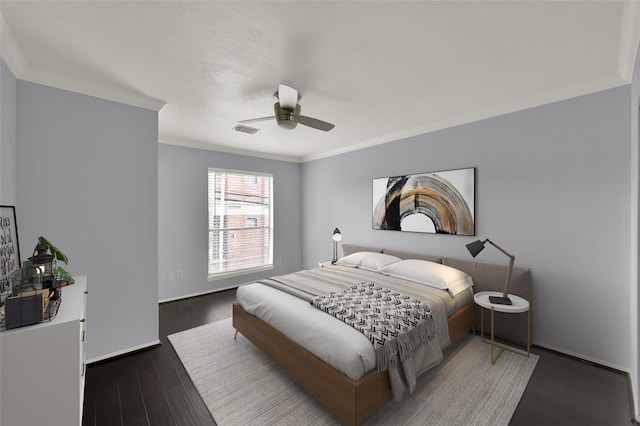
left=311, top=281, right=435, bottom=372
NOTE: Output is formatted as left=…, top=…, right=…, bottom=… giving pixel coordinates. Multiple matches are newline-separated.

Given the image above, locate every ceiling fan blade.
left=278, top=84, right=298, bottom=110
left=298, top=115, right=335, bottom=131
left=238, top=116, right=275, bottom=124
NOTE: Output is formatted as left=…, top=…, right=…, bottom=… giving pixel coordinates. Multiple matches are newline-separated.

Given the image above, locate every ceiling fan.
left=238, top=84, right=335, bottom=132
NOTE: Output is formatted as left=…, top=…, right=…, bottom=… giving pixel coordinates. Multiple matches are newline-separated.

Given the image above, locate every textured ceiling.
left=1, top=1, right=639, bottom=162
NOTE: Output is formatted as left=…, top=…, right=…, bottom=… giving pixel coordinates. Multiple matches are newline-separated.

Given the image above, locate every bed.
left=232, top=244, right=533, bottom=425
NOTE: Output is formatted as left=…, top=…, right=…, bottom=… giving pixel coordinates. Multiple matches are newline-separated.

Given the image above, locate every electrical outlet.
left=177, top=270, right=184, bottom=279
left=168, top=272, right=175, bottom=281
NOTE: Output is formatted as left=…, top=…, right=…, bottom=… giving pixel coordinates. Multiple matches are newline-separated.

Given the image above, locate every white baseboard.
left=159, top=283, right=245, bottom=304
left=86, top=339, right=161, bottom=364
left=630, top=374, right=639, bottom=424
left=532, top=340, right=627, bottom=373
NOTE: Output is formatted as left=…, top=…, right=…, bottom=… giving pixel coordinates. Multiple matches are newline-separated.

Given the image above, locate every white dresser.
left=0, top=276, right=87, bottom=426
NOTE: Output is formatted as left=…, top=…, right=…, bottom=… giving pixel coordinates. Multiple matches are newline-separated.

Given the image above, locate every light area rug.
left=168, top=318, right=538, bottom=426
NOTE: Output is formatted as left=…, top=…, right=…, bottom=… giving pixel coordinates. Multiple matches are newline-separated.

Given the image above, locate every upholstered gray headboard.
left=341, top=244, right=533, bottom=347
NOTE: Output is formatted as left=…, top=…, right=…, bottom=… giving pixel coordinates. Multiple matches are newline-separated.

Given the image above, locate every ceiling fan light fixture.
left=238, top=84, right=334, bottom=132
left=277, top=84, right=299, bottom=110
left=274, top=103, right=300, bottom=129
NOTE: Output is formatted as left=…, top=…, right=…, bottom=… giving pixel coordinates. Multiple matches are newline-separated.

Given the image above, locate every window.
left=208, top=168, right=273, bottom=280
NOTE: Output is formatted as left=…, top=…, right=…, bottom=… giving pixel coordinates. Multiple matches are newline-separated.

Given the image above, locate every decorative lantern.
left=29, top=243, right=55, bottom=289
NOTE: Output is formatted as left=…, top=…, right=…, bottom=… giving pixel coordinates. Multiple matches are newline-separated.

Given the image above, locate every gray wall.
left=15, top=81, right=159, bottom=361
left=158, top=143, right=302, bottom=301
left=302, top=86, right=632, bottom=371
left=1, top=59, right=17, bottom=205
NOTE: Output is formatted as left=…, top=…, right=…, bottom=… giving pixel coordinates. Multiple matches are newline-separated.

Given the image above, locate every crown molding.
left=619, top=1, right=640, bottom=82
left=158, top=135, right=302, bottom=163
left=0, top=12, right=27, bottom=77
left=300, top=74, right=628, bottom=163
left=18, top=67, right=166, bottom=112
left=0, top=12, right=166, bottom=112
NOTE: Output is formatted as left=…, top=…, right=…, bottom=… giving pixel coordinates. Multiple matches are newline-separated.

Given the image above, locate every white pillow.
left=335, top=252, right=401, bottom=272
left=381, top=259, right=474, bottom=297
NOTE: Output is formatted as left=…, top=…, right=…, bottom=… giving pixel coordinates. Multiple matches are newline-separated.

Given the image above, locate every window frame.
left=207, top=168, right=274, bottom=281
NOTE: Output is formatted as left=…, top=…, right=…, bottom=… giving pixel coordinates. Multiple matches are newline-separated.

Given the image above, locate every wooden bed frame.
left=232, top=300, right=477, bottom=426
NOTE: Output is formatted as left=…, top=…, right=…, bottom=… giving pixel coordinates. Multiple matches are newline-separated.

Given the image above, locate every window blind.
left=207, top=169, right=273, bottom=278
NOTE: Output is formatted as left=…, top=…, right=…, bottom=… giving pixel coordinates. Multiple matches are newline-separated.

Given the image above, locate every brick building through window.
left=208, top=169, right=273, bottom=278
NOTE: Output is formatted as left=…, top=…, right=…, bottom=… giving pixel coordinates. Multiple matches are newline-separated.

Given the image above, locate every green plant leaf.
left=52, top=247, right=68, bottom=264
left=54, top=266, right=74, bottom=284
left=35, top=236, right=69, bottom=264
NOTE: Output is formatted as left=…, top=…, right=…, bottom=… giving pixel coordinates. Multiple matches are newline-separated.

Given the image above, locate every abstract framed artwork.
left=372, top=168, right=475, bottom=235
left=0, top=205, right=20, bottom=298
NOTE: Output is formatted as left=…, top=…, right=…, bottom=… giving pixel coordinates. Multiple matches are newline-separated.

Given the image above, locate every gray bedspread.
left=257, top=265, right=450, bottom=400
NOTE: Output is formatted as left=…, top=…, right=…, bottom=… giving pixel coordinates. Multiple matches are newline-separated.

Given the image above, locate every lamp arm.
left=486, top=239, right=514, bottom=258
left=487, top=240, right=515, bottom=299
left=503, top=256, right=515, bottom=299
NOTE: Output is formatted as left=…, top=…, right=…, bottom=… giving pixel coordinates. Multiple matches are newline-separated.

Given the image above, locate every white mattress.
left=236, top=283, right=376, bottom=380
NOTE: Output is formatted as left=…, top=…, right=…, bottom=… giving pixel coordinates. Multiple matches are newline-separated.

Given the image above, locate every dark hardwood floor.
left=83, top=289, right=635, bottom=425
left=82, top=290, right=234, bottom=426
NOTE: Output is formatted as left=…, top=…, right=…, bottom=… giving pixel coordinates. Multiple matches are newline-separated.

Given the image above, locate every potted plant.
left=31, top=236, right=74, bottom=286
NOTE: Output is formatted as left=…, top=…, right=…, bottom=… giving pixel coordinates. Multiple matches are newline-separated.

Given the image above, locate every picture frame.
left=0, top=205, right=21, bottom=297
left=372, top=167, right=475, bottom=236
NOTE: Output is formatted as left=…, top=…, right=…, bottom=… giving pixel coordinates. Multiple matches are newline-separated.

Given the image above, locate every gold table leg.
left=490, top=307, right=505, bottom=364
left=479, top=304, right=530, bottom=364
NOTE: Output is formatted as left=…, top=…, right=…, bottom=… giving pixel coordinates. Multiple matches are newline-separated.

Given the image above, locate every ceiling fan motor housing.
left=274, top=103, right=301, bottom=129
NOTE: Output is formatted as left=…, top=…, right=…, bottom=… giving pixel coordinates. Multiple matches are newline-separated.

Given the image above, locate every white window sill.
left=207, top=264, right=274, bottom=282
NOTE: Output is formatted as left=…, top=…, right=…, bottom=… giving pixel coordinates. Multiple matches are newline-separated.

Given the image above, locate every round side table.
left=474, top=291, right=531, bottom=364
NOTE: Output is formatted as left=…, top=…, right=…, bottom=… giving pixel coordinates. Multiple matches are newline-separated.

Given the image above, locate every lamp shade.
left=331, top=228, right=342, bottom=264
left=466, top=239, right=486, bottom=258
